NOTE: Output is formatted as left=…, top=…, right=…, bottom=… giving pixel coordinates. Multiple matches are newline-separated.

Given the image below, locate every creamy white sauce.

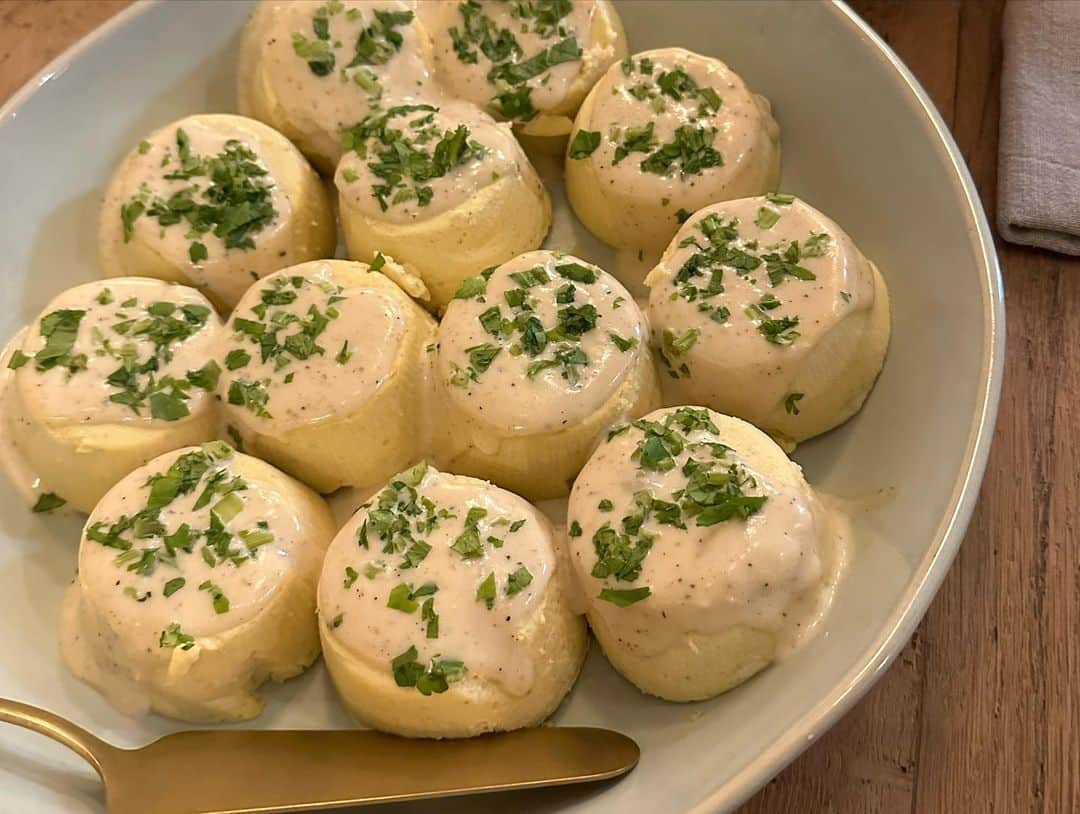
left=319, top=464, right=554, bottom=695
left=100, top=117, right=299, bottom=306
left=335, top=98, right=528, bottom=223
left=0, top=328, right=56, bottom=508
left=12, top=278, right=220, bottom=427
left=571, top=47, right=779, bottom=251
left=60, top=445, right=326, bottom=710
left=248, top=0, right=437, bottom=166
left=425, top=0, right=596, bottom=117
left=436, top=250, right=648, bottom=435
left=217, top=262, right=408, bottom=434
left=568, top=408, right=840, bottom=658
left=646, top=196, right=875, bottom=416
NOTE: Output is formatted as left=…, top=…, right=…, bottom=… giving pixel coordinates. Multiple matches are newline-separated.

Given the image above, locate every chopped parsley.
left=475, top=571, right=497, bottom=609
left=612, top=60, right=726, bottom=176
left=449, top=0, right=578, bottom=120
left=640, top=125, right=722, bottom=176
left=86, top=444, right=276, bottom=610
left=755, top=207, right=780, bottom=229
left=753, top=313, right=801, bottom=345
left=667, top=212, right=827, bottom=346
left=291, top=2, right=413, bottom=82
left=159, top=622, right=195, bottom=650
left=662, top=327, right=700, bottom=357
left=421, top=597, right=439, bottom=638
left=784, top=392, right=804, bottom=415
left=7, top=350, right=30, bottom=370
left=454, top=275, right=488, bottom=300
left=26, top=296, right=215, bottom=421
left=451, top=506, right=489, bottom=559
left=387, top=581, right=438, bottom=613
left=121, top=129, right=276, bottom=263
left=568, top=129, right=601, bottom=159
left=598, top=586, right=651, bottom=607
left=34, top=309, right=86, bottom=374
left=583, top=408, right=769, bottom=607
left=391, top=645, right=465, bottom=695
left=505, top=565, right=533, bottom=596
left=31, top=492, right=66, bottom=513
left=454, top=259, right=616, bottom=387
left=356, top=461, right=451, bottom=571
left=341, top=104, right=487, bottom=212
left=222, top=273, right=349, bottom=417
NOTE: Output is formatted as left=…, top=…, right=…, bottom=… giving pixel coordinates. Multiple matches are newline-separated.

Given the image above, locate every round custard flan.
left=99, top=114, right=336, bottom=311
left=238, top=0, right=438, bottom=174
left=60, top=442, right=335, bottom=722
left=318, top=461, right=587, bottom=738
left=567, top=406, right=844, bottom=702
left=335, top=98, right=551, bottom=311
left=433, top=250, right=661, bottom=500
left=0, top=278, right=223, bottom=514
left=565, top=48, right=781, bottom=273
left=421, top=0, right=627, bottom=139
left=215, top=259, right=436, bottom=493
left=645, top=195, right=891, bottom=448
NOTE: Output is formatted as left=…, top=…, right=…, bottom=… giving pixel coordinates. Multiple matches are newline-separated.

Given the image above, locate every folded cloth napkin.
left=998, top=0, right=1080, bottom=255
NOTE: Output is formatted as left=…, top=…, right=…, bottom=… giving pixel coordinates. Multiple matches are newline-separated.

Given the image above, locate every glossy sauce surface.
left=59, top=445, right=327, bottom=715
left=572, top=48, right=778, bottom=248
left=319, top=464, right=554, bottom=696
left=218, top=262, right=408, bottom=433
left=335, top=98, right=528, bottom=223
left=426, top=0, right=597, bottom=117
left=100, top=117, right=294, bottom=301
left=437, top=250, right=648, bottom=434
left=250, top=0, right=436, bottom=154
left=568, top=408, right=839, bottom=657
left=13, top=278, right=220, bottom=427
left=646, top=196, right=875, bottom=408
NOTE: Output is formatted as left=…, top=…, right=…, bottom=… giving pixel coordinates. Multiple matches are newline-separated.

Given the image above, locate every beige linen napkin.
left=998, top=0, right=1080, bottom=255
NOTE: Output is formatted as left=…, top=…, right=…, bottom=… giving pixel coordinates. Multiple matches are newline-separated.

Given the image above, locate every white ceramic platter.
left=0, top=1, right=1003, bottom=812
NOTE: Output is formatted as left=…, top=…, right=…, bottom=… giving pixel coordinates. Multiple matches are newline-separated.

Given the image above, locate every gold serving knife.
left=0, top=698, right=639, bottom=813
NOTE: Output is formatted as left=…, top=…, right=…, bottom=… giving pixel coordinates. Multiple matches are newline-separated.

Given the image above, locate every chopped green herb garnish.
left=568, top=129, right=601, bottom=159
left=198, top=580, right=230, bottom=614
left=506, top=566, right=533, bottom=596
left=341, top=104, right=486, bottom=212
left=391, top=645, right=465, bottom=695
left=335, top=340, right=353, bottom=364
left=7, top=350, right=30, bottom=370
left=387, top=581, right=438, bottom=613
left=598, top=586, right=651, bottom=606
left=31, top=492, right=66, bottom=513
left=755, top=207, right=780, bottom=229
left=453, top=275, right=488, bottom=300
left=421, top=597, right=439, bottom=638
left=121, top=129, right=277, bottom=263
left=160, top=622, right=195, bottom=650
left=475, top=572, right=496, bottom=609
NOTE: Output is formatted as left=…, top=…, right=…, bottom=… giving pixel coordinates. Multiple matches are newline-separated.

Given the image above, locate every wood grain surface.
left=1, top=1, right=1076, bottom=812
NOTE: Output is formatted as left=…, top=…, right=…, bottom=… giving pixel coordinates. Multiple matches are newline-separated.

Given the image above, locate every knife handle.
left=0, top=697, right=119, bottom=779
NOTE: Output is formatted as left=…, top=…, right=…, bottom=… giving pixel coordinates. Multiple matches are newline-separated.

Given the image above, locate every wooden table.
left=1, top=1, right=1076, bottom=811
